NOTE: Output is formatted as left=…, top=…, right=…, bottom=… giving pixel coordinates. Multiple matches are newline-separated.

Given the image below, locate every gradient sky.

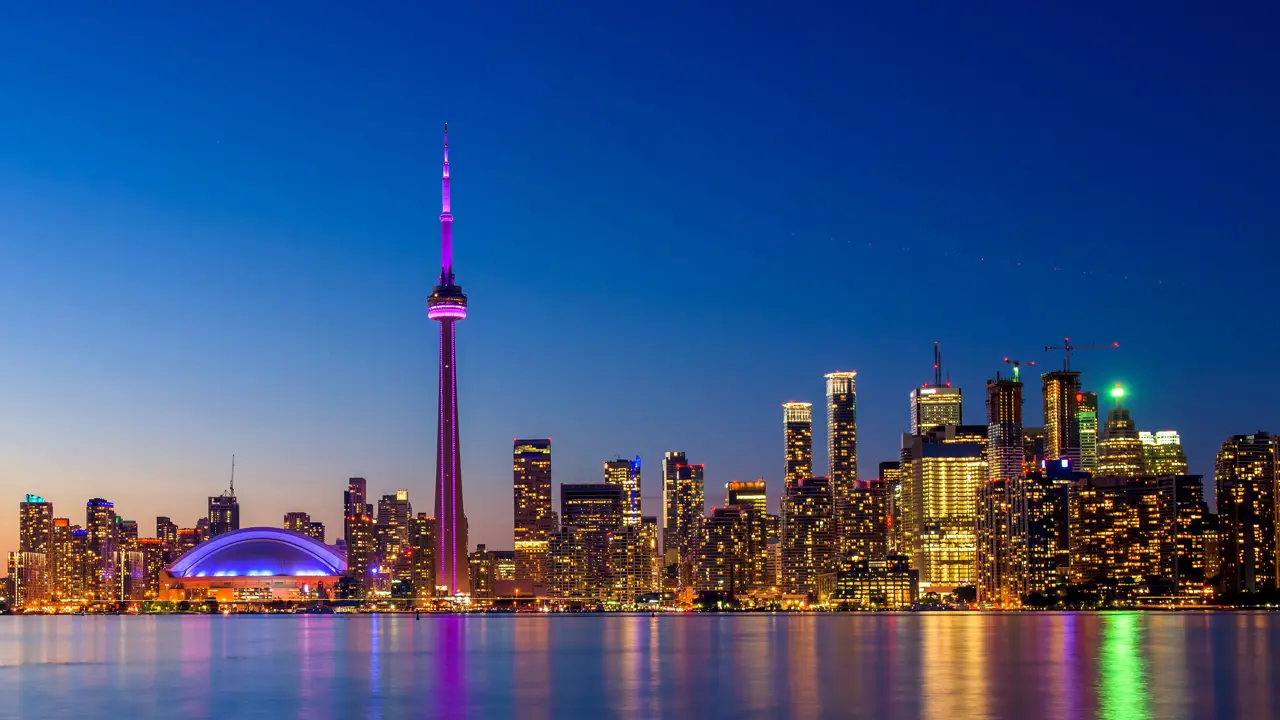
left=2, top=2, right=1278, bottom=558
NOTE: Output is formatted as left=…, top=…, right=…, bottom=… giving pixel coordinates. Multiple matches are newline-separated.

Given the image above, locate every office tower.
left=726, top=480, right=767, bottom=515
left=696, top=506, right=749, bottom=593
left=879, top=461, right=905, bottom=554
left=156, top=517, right=178, bottom=545
left=116, top=519, right=139, bottom=549
left=561, top=483, right=625, bottom=595
left=85, top=499, right=117, bottom=601
left=1158, top=475, right=1208, bottom=595
left=910, top=343, right=962, bottom=434
left=986, top=374, right=1024, bottom=483
left=781, top=476, right=835, bottom=595
left=513, top=439, right=553, bottom=588
left=208, top=494, right=239, bottom=538
left=903, top=426, right=987, bottom=591
left=1097, top=387, right=1146, bottom=477
left=1041, top=370, right=1082, bottom=467
left=547, top=526, right=586, bottom=598
left=305, top=522, right=326, bottom=543
left=725, top=481, right=771, bottom=589
left=284, top=511, right=311, bottom=534
left=469, top=545, right=495, bottom=599
left=344, top=479, right=376, bottom=592
left=783, top=402, right=814, bottom=490
left=377, top=490, right=413, bottom=581
left=841, top=480, right=888, bottom=560
left=428, top=126, right=471, bottom=597
left=1215, top=432, right=1279, bottom=594
left=661, top=453, right=705, bottom=572
left=826, top=370, right=858, bottom=521
left=7, top=552, right=49, bottom=609
left=832, top=554, right=919, bottom=609
left=1141, top=431, right=1189, bottom=476
left=19, top=494, right=53, bottom=555
left=408, top=513, right=436, bottom=599
left=1077, top=392, right=1099, bottom=472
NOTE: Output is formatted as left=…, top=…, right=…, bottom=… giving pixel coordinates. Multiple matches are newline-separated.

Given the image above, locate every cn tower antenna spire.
left=440, top=123, right=454, bottom=285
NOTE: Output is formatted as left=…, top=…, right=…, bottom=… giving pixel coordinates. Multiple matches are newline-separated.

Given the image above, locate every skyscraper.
left=156, top=517, right=178, bottom=545
left=20, top=494, right=53, bottom=556
left=428, top=125, right=471, bottom=597
left=783, top=402, right=813, bottom=490
left=604, top=456, right=642, bottom=526
left=910, top=343, right=962, bottom=434
left=513, top=439, right=553, bottom=588
left=408, top=513, right=436, bottom=599
left=696, top=506, right=749, bottom=593
left=986, top=373, right=1024, bottom=483
left=208, top=494, right=239, bottom=538
left=1141, top=431, right=1189, bottom=476
left=726, top=480, right=770, bottom=588
left=85, top=498, right=116, bottom=601
left=662, top=452, right=705, bottom=570
left=1215, top=432, right=1279, bottom=594
left=344, top=478, right=375, bottom=592
left=376, top=490, right=413, bottom=581
left=1077, top=391, right=1099, bottom=472
left=1097, top=386, right=1146, bottom=477
left=826, top=370, right=858, bottom=497
left=561, top=483, right=625, bottom=596
left=781, top=476, right=835, bottom=595
left=1041, top=370, right=1082, bottom=467
left=903, top=426, right=988, bottom=590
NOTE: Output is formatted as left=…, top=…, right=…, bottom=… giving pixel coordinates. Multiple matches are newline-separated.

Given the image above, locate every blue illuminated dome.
left=166, top=527, right=346, bottom=579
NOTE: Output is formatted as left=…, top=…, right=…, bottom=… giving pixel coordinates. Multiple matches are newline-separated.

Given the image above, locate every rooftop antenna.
left=933, top=342, right=942, bottom=386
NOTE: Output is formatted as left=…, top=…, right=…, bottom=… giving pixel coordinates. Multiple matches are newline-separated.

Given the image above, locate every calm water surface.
left=1, top=612, right=1278, bottom=719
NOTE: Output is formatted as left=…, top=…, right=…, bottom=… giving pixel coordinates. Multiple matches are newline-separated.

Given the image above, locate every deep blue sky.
left=2, top=2, right=1278, bottom=555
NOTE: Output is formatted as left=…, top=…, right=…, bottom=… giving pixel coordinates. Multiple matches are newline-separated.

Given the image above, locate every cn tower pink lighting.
left=428, top=123, right=470, bottom=596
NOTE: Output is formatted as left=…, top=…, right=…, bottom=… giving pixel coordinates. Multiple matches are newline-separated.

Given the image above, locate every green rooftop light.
left=1110, top=385, right=1125, bottom=399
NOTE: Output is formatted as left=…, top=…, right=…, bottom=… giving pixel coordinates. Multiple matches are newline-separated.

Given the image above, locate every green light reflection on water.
left=1099, top=612, right=1152, bottom=720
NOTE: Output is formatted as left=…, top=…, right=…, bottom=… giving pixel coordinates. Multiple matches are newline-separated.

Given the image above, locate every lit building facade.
left=842, top=480, right=888, bottom=560
left=1068, top=475, right=1162, bottom=587
left=781, top=476, right=835, bottom=595
left=561, top=483, right=624, bottom=596
left=408, top=513, right=436, bottom=599
left=832, top=554, right=918, bottom=609
left=608, top=522, right=657, bottom=603
left=156, top=517, right=178, bottom=545
left=7, top=552, right=49, bottom=609
left=376, top=490, right=413, bottom=582
left=1077, top=391, right=1099, bottom=472
left=547, top=526, right=586, bottom=599
left=783, top=402, right=813, bottom=490
left=513, top=439, right=553, bottom=589
left=284, top=511, right=312, bottom=534
left=208, top=493, right=239, bottom=538
left=159, top=528, right=345, bottom=602
left=986, top=375, right=1024, bottom=483
left=977, top=472, right=1059, bottom=606
left=344, top=478, right=375, bottom=592
left=910, top=386, right=962, bottom=435
left=661, top=453, right=704, bottom=579
left=826, top=372, right=858, bottom=545
left=1141, top=431, right=1189, bottom=476
left=1041, top=370, right=1082, bottom=467
left=1157, top=475, right=1208, bottom=595
left=469, top=545, right=496, bottom=599
left=726, top=480, right=770, bottom=588
left=904, top=427, right=987, bottom=590
left=695, top=506, right=749, bottom=593
left=1215, top=432, right=1279, bottom=594
left=50, top=518, right=82, bottom=600
left=20, top=494, right=53, bottom=555
left=604, top=456, right=642, bottom=526
left=1097, top=389, right=1146, bottom=477
left=85, top=498, right=117, bottom=601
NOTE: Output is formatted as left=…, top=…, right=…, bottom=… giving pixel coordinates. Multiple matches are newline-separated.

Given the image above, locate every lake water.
left=1, top=612, right=1277, bottom=719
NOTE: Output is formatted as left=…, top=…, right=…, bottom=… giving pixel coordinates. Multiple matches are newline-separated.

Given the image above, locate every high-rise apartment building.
left=604, top=456, right=642, bottom=526
left=826, top=371, right=858, bottom=528
left=344, top=478, right=376, bottom=593
left=1097, top=388, right=1146, bottom=477
left=85, top=498, right=116, bottom=601
left=608, top=521, right=657, bottom=603
left=284, top=511, right=312, bottom=534
left=1077, top=392, right=1099, bottom=472
left=561, top=483, right=625, bottom=596
left=1215, top=432, right=1279, bottom=594
left=547, top=526, right=586, bottom=599
left=1141, top=431, right=1189, bottom=476
left=513, top=439, right=553, bottom=589
left=781, top=476, right=835, bottom=595
left=156, top=517, right=178, bottom=545
left=783, top=402, right=814, bottom=490
left=661, top=453, right=705, bottom=574
left=49, top=519, right=77, bottom=600
left=1042, top=370, right=1082, bottom=468
left=841, top=480, right=888, bottom=560
left=986, top=374, right=1024, bottom=482
left=976, top=471, right=1059, bottom=606
left=696, top=506, right=749, bottom=593
left=7, top=552, right=49, bottom=609
left=725, top=480, right=770, bottom=589
left=20, top=494, right=53, bottom=555
left=408, top=513, right=436, bottom=599
left=1157, top=475, right=1209, bottom=595
left=116, top=518, right=139, bottom=550
left=376, top=491, right=413, bottom=581
left=1068, top=475, right=1162, bottom=585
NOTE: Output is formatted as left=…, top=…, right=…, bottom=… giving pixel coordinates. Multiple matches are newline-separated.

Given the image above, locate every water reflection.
left=1098, top=613, right=1151, bottom=720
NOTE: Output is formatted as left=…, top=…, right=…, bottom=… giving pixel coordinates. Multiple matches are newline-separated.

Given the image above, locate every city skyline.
left=2, top=2, right=1279, bottom=561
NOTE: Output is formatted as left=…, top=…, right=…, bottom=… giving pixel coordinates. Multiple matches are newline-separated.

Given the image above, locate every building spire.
left=440, top=123, right=454, bottom=285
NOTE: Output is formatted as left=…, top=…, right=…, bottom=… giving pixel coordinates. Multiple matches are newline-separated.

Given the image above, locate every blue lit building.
left=158, top=527, right=345, bottom=602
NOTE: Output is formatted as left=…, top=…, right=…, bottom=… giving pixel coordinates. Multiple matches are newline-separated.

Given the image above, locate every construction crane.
left=1003, top=357, right=1035, bottom=382
left=1043, top=338, right=1120, bottom=371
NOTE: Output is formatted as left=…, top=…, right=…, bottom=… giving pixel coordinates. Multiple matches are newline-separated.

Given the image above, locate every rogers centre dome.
left=159, top=527, right=346, bottom=602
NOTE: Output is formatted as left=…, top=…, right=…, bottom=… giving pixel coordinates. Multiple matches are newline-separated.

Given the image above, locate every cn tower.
left=428, top=124, right=470, bottom=596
